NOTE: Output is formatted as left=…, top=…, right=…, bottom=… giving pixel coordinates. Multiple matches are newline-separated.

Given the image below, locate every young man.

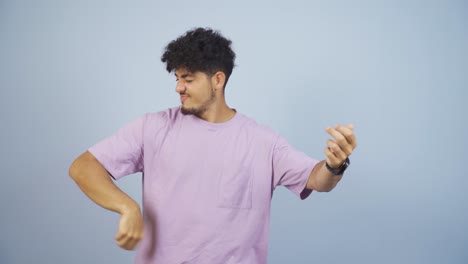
left=69, top=27, right=357, bottom=263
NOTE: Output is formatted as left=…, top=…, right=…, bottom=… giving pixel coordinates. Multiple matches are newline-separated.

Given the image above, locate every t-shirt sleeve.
left=87, top=115, right=145, bottom=180
left=272, top=134, right=319, bottom=200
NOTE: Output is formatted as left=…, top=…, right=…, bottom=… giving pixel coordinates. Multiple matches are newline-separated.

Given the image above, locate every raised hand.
left=325, top=124, right=357, bottom=169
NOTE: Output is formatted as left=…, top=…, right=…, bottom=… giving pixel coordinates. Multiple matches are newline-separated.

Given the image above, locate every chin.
left=181, top=106, right=201, bottom=116
left=181, top=103, right=210, bottom=116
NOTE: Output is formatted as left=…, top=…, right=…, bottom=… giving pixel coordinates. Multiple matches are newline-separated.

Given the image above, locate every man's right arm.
left=69, top=151, right=143, bottom=250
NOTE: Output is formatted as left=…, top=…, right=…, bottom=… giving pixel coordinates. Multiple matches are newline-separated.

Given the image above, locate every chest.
left=143, top=124, right=273, bottom=209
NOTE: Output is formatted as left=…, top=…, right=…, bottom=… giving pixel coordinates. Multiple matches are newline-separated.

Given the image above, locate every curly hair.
left=161, top=27, right=236, bottom=89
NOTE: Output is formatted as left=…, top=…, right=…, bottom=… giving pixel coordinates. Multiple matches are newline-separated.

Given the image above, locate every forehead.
left=175, top=69, right=208, bottom=78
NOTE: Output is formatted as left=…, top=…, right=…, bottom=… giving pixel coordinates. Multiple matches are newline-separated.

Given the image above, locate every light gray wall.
left=1, top=0, right=467, bottom=263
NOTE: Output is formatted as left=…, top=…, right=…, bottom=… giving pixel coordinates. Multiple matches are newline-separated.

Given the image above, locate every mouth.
left=180, top=94, right=189, bottom=103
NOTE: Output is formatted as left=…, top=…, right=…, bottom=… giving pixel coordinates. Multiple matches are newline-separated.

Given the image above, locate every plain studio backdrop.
left=1, top=0, right=467, bottom=263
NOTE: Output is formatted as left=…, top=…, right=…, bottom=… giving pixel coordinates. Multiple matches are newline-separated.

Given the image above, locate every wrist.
left=119, top=200, right=140, bottom=215
left=325, top=157, right=350, bottom=176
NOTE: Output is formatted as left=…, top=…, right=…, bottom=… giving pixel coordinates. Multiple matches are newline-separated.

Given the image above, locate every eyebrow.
left=174, top=73, right=193, bottom=78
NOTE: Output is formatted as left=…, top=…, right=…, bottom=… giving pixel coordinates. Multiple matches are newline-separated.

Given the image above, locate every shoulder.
left=236, top=113, right=281, bottom=145
left=142, top=106, right=182, bottom=130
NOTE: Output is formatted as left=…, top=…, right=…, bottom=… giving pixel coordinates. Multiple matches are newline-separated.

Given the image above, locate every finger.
left=120, top=238, right=137, bottom=250
left=339, top=124, right=357, bottom=148
left=129, top=235, right=143, bottom=250
left=116, top=232, right=129, bottom=247
left=324, top=146, right=340, bottom=168
left=115, top=229, right=131, bottom=244
left=337, top=124, right=354, bottom=130
left=327, top=139, right=347, bottom=161
left=115, top=230, right=126, bottom=241
left=116, top=234, right=135, bottom=250
left=326, top=126, right=347, bottom=144
left=326, top=127, right=353, bottom=157
left=334, top=125, right=357, bottom=153
left=330, top=125, right=351, bottom=145
left=116, top=236, right=127, bottom=247
left=116, top=231, right=142, bottom=250
left=126, top=236, right=142, bottom=250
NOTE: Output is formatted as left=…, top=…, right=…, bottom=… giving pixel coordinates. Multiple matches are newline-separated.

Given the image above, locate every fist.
left=115, top=208, right=144, bottom=250
left=325, top=124, right=357, bottom=169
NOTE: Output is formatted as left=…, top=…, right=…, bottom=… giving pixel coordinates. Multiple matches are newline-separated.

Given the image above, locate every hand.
left=325, top=124, right=357, bottom=169
left=115, top=206, right=144, bottom=250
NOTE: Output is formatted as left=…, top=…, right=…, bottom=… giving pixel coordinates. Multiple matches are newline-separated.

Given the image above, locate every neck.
left=197, top=98, right=236, bottom=123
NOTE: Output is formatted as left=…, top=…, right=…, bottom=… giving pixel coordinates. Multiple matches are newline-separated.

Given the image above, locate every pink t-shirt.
left=88, top=107, right=318, bottom=264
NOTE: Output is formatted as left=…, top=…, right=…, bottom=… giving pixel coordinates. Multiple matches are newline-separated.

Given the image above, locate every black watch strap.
left=325, top=157, right=350, bottom=176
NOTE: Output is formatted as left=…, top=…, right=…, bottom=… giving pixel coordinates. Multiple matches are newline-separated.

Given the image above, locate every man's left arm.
left=306, top=124, right=357, bottom=192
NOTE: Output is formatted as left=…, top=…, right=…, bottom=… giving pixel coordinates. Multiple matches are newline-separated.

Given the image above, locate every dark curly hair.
left=161, top=27, right=236, bottom=89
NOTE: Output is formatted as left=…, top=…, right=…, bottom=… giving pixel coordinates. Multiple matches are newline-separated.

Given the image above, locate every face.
left=175, top=69, right=216, bottom=116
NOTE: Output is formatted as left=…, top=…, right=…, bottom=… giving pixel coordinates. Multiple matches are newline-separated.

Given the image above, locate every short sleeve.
left=272, top=135, right=319, bottom=200
left=88, top=115, right=145, bottom=180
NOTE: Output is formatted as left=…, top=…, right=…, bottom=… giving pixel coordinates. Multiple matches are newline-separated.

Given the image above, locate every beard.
left=181, top=106, right=205, bottom=116
left=181, top=87, right=216, bottom=116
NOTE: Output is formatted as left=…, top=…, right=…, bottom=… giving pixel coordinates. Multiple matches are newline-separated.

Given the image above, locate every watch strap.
left=325, top=157, right=350, bottom=176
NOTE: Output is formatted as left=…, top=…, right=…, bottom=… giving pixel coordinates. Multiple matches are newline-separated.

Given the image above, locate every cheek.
left=194, top=85, right=210, bottom=98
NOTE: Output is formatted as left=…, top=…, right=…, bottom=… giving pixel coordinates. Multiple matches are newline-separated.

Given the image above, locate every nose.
left=176, top=81, right=186, bottom=93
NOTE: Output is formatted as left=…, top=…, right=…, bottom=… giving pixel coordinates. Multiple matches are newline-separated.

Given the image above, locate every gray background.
left=1, top=0, right=467, bottom=263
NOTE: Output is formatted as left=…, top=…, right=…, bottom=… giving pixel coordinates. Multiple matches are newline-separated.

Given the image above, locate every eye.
left=186, top=80, right=193, bottom=83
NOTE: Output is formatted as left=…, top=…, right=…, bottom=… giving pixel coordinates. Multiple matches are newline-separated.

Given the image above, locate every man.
left=69, top=27, right=357, bottom=263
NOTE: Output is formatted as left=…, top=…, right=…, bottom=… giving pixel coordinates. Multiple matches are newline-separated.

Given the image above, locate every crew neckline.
left=180, top=106, right=241, bottom=130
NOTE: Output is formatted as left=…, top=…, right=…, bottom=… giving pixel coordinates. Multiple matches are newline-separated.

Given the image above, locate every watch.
left=325, top=157, right=350, bottom=176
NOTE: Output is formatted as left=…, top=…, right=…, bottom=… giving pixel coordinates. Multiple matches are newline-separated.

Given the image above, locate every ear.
left=211, top=71, right=226, bottom=91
